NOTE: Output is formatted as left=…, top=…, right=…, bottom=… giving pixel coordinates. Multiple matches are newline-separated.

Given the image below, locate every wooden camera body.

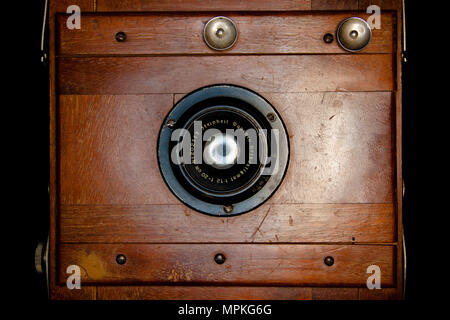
left=46, top=0, right=404, bottom=300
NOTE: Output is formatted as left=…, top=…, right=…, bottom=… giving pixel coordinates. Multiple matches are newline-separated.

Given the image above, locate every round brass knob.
left=336, top=17, right=372, bottom=52
left=203, top=16, right=238, bottom=51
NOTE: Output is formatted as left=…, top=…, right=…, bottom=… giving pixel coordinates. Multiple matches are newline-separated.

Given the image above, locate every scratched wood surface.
left=58, top=91, right=395, bottom=243
left=58, top=244, right=395, bottom=286
left=56, top=12, right=393, bottom=55
left=59, top=92, right=393, bottom=205
left=57, top=55, right=394, bottom=94
left=60, top=203, right=395, bottom=243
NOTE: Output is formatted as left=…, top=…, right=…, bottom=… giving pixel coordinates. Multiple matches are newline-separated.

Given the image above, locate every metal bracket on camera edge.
left=402, top=0, right=407, bottom=63
left=41, top=0, right=48, bottom=65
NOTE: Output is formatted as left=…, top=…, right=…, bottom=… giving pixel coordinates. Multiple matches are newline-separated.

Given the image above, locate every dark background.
left=9, top=0, right=431, bottom=312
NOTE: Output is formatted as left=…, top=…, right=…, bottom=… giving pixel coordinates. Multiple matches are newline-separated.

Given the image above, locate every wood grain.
left=50, top=0, right=94, bottom=14
left=58, top=244, right=395, bottom=286
left=58, top=94, right=174, bottom=205
left=50, top=285, right=96, bottom=300
left=49, top=286, right=402, bottom=300
left=312, top=0, right=358, bottom=10
left=59, top=92, right=393, bottom=205
left=359, top=288, right=401, bottom=300
left=359, top=0, right=400, bottom=10
left=312, top=288, right=358, bottom=300
left=57, top=55, right=394, bottom=94
left=56, top=12, right=393, bottom=55
left=96, top=0, right=311, bottom=12
left=49, top=0, right=62, bottom=303
left=60, top=204, right=395, bottom=243
left=266, top=92, right=394, bottom=204
left=97, top=286, right=313, bottom=300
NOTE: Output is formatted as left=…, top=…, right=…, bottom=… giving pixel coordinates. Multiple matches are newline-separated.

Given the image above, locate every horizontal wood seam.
left=59, top=242, right=399, bottom=245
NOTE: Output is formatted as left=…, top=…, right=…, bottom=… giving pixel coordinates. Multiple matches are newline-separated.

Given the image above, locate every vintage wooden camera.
left=36, top=0, right=405, bottom=300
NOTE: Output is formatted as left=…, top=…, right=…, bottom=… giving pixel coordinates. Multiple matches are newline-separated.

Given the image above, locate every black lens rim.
left=157, top=84, right=289, bottom=217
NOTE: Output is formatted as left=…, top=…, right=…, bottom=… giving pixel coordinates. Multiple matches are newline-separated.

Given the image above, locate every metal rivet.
left=214, top=253, right=226, bottom=264
left=324, top=256, right=334, bottom=266
left=323, top=33, right=334, bottom=44
left=223, top=204, right=233, bottom=213
left=166, top=119, right=176, bottom=128
left=116, top=254, right=127, bottom=265
left=115, top=31, right=127, bottom=42
left=266, top=113, right=276, bottom=122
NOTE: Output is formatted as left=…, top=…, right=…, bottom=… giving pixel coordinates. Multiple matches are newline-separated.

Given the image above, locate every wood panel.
left=50, top=285, right=96, bottom=300
left=59, top=92, right=393, bottom=205
left=97, top=286, right=312, bottom=300
left=50, top=0, right=94, bottom=14
left=267, top=92, right=394, bottom=204
left=359, top=288, right=401, bottom=300
left=312, top=0, right=358, bottom=10
left=97, top=0, right=311, bottom=12
left=359, top=0, right=400, bottom=10
left=48, top=285, right=402, bottom=300
left=312, top=288, right=358, bottom=300
left=57, top=55, right=394, bottom=94
left=58, top=244, right=395, bottom=286
left=58, top=94, right=173, bottom=205
left=56, top=13, right=393, bottom=55
left=60, top=204, right=395, bottom=243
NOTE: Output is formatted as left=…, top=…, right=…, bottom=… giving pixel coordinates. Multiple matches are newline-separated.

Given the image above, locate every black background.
left=8, top=0, right=434, bottom=315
